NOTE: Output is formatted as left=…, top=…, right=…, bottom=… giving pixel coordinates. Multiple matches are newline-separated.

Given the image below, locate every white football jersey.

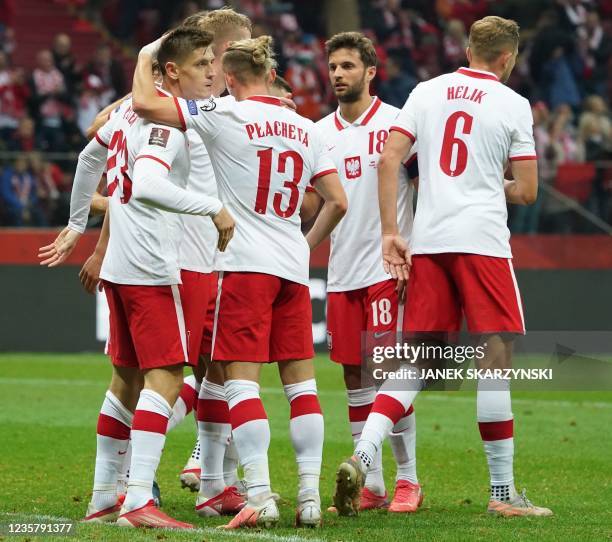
left=178, top=129, right=218, bottom=273
left=175, top=95, right=336, bottom=286
left=97, top=98, right=190, bottom=285
left=317, top=97, right=416, bottom=292
left=392, top=67, right=536, bottom=258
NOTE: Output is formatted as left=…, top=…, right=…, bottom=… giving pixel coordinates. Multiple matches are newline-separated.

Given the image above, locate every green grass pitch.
left=0, top=353, right=611, bottom=541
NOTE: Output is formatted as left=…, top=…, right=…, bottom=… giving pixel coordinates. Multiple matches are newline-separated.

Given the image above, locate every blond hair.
left=222, top=35, right=277, bottom=83
left=468, top=16, right=519, bottom=63
left=185, top=7, right=252, bottom=41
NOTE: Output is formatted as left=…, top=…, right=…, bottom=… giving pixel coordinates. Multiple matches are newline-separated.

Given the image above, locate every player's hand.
left=279, top=95, right=297, bottom=111
left=139, top=33, right=168, bottom=58
left=38, top=227, right=81, bottom=267
left=79, top=252, right=104, bottom=294
left=213, top=207, right=235, bottom=252
left=382, top=234, right=411, bottom=281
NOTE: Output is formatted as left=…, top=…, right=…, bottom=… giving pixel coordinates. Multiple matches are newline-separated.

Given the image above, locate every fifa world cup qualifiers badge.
left=200, top=97, right=217, bottom=112
left=187, top=99, right=198, bottom=115
left=148, top=128, right=170, bottom=148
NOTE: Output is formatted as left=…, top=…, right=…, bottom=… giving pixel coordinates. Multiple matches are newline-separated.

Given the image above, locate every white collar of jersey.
left=456, top=67, right=500, bottom=82
left=334, top=96, right=382, bottom=131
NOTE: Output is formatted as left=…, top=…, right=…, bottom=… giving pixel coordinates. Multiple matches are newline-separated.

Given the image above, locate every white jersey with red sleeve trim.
left=392, top=67, right=537, bottom=258
left=178, top=129, right=218, bottom=273
left=175, top=94, right=337, bottom=286
left=98, top=97, right=191, bottom=285
left=316, top=97, right=416, bottom=292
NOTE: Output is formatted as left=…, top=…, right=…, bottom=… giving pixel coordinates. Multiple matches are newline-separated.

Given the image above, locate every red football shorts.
left=103, top=280, right=190, bottom=370
left=179, top=270, right=217, bottom=364
left=404, top=254, right=525, bottom=334
left=212, top=272, right=314, bottom=362
left=327, top=279, right=400, bottom=365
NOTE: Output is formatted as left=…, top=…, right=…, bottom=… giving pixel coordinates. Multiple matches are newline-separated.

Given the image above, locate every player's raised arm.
left=131, top=38, right=183, bottom=128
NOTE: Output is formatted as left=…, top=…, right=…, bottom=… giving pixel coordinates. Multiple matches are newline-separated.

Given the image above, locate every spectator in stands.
left=0, top=155, right=47, bottom=226
left=0, top=26, right=16, bottom=57
left=442, top=18, right=468, bottom=71
left=379, top=51, right=417, bottom=108
left=77, top=74, right=105, bottom=137
left=52, top=33, right=81, bottom=94
left=285, top=49, right=326, bottom=120
left=0, top=52, right=29, bottom=143
left=85, top=44, right=125, bottom=102
left=577, top=10, right=611, bottom=96
left=30, top=49, right=69, bottom=151
left=6, top=116, right=35, bottom=152
left=29, top=152, right=59, bottom=224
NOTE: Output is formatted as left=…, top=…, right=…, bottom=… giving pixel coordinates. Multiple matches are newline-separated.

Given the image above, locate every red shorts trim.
left=212, top=272, right=314, bottom=363
left=327, top=279, right=400, bottom=366
left=404, top=254, right=525, bottom=334
left=180, top=270, right=217, bottom=364
left=103, top=280, right=189, bottom=370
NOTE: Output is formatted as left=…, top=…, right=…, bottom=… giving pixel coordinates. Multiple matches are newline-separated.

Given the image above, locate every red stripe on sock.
left=370, top=394, right=406, bottom=425
left=290, top=394, right=322, bottom=418
left=131, top=410, right=169, bottom=434
left=478, top=419, right=514, bottom=441
left=97, top=413, right=131, bottom=440
left=229, top=398, right=267, bottom=429
left=198, top=398, right=230, bottom=423
left=348, top=403, right=372, bottom=422
left=179, top=383, right=198, bottom=415
left=406, top=404, right=414, bottom=416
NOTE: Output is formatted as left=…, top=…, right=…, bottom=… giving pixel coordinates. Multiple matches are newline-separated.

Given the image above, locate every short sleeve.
left=509, top=99, right=537, bottom=161
left=135, top=124, right=186, bottom=171
left=310, top=126, right=337, bottom=184
left=175, top=95, right=231, bottom=142
left=390, top=84, right=421, bottom=143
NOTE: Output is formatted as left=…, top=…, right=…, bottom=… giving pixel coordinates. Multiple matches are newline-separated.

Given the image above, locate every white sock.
left=92, top=391, right=132, bottom=511
left=388, top=405, right=418, bottom=484
left=117, top=440, right=132, bottom=495
left=167, top=375, right=198, bottom=432
left=197, top=378, right=231, bottom=498
left=356, top=371, right=422, bottom=471
left=223, top=437, right=240, bottom=487
left=347, top=387, right=385, bottom=496
left=225, top=379, right=270, bottom=500
left=477, top=378, right=515, bottom=501
left=284, top=379, right=323, bottom=499
left=124, top=389, right=172, bottom=511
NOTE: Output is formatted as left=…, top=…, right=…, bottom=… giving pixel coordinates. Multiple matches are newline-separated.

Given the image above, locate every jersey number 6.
left=255, top=148, right=304, bottom=218
left=439, top=111, right=473, bottom=177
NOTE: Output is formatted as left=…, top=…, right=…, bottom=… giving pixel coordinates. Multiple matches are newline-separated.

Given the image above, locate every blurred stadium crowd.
left=0, top=0, right=610, bottom=231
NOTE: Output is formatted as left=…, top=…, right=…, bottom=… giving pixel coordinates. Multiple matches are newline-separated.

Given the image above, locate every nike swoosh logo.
left=373, top=331, right=391, bottom=339
left=118, top=451, right=127, bottom=455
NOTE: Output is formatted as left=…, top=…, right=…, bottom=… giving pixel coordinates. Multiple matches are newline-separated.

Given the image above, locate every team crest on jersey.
left=345, top=156, right=362, bottom=179
left=200, top=97, right=216, bottom=112
left=187, top=99, right=198, bottom=115
left=148, top=127, right=170, bottom=148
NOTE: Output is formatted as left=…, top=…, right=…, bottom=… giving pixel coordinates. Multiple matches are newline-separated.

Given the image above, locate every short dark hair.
left=272, top=74, right=292, bottom=94
left=157, top=27, right=214, bottom=75
left=325, top=31, right=377, bottom=67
